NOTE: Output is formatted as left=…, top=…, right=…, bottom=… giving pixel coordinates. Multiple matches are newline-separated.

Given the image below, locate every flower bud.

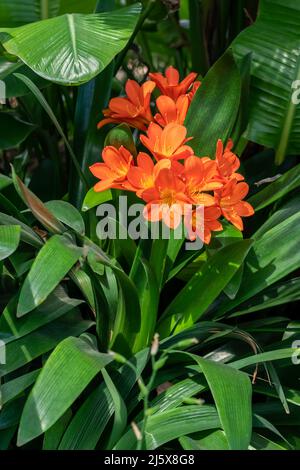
left=104, top=124, right=137, bottom=156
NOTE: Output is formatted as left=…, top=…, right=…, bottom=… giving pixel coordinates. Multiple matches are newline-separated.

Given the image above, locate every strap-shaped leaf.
left=185, top=51, right=241, bottom=156
left=197, top=358, right=252, bottom=450
left=0, top=225, right=20, bottom=260
left=158, top=240, right=252, bottom=337
left=17, top=235, right=82, bottom=316
left=17, top=336, right=113, bottom=446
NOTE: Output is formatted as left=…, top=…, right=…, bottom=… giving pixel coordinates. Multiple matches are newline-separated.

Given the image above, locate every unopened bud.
left=151, top=333, right=160, bottom=356
left=104, top=124, right=137, bottom=156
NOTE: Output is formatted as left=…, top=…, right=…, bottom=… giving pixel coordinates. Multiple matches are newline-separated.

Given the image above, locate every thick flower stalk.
left=91, top=67, right=254, bottom=245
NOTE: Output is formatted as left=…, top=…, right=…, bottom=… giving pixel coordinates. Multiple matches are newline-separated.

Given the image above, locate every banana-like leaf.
left=0, top=1, right=100, bottom=27
left=233, top=0, right=300, bottom=165
left=0, top=4, right=142, bottom=85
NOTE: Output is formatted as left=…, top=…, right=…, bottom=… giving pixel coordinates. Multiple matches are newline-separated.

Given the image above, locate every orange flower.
left=154, top=95, right=189, bottom=127
left=89, top=145, right=133, bottom=192
left=187, top=81, right=201, bottom=103
left=143, top=167, right=190, bottom=229
left=149, top=66, right=198, bottom=101
left=216, top=139, right=244, bottom=181
left=185, top=206, right=223, bottom=244
left=183, top=156, right=223, bottom=206
left=97, top=80, right=156, bottom=131
left=215, top=179, right=254, bottom=231
left=140, top=122, right=194, bottom=161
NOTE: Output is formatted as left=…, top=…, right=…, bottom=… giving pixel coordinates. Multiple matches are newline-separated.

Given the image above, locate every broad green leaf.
left=0, top=310, right=92, bottom=377
left=185, top=50, right=241, bottom=156
left=0, top=1, right=60, bottom=26
left=0, top=112, right=35, bottom=150
left=17, top=336, right=113, bottom=446
left=0, top=225, right=20, bottom=260
left=233, top=0, right=300, bottom=165
left=81, top=188, right=112, bottom=212
left=45, top=200, right=85, bottom=235
left=0, top=5, right=142, bottom=85
left=17, top=234, right=82, bottom=316
left=248, top=162, right=300, bottom=211
left=0, top=1, right=104, bottom=26
left=114, top=405, right=220, bottom=450
left=197, top=357, right=252, bottom=450
left=158, top=240, right=252, bottom=337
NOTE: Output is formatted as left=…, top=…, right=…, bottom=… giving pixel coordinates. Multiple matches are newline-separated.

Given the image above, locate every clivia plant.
left=0, top=0, right=300, bottom=453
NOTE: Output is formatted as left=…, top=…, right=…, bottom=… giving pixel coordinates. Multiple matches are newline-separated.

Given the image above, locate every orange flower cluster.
left=91, top=67, right=254, bottom=244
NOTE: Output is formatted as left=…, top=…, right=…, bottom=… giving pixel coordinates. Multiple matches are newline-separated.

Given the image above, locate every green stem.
left=40, top=0, right=49, bottom=20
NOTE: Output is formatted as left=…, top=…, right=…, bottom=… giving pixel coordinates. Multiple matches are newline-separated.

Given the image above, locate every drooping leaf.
left=45, top=200, right=85, bottom=235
